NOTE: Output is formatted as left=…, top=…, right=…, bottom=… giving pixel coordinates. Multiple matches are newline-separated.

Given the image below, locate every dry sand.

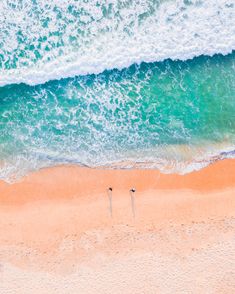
left=0, top=159, right=235, bottom=293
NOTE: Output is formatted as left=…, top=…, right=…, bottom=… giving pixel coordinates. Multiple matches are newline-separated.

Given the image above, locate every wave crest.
left=0, top=0, right=234, bottom=86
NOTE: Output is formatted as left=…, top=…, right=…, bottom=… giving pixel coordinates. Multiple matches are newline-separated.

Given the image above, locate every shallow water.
left=0, top=0, right=235, bottom=181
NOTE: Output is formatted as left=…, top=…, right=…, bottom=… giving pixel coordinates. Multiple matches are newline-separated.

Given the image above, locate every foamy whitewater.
left=0, top=0, right=235, bottom=182
left=0, top=0, right=235, bottom=86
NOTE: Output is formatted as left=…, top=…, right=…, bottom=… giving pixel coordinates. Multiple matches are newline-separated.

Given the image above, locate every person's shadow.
left=108, top=187, right=113, bottom=217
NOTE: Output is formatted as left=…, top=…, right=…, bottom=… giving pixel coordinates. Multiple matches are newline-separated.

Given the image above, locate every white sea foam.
left=0, top=0, right=234, bottom=86
left=1, top=142, right=234, bottom=183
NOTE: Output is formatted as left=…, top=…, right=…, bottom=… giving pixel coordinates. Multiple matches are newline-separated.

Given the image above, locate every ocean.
left=0, top=0, right=235, bottom=181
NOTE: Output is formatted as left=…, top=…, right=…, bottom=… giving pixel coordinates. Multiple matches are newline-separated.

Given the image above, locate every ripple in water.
left=0, top=53, right=235, bottom=181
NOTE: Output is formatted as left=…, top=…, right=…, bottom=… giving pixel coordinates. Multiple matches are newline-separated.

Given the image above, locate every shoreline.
left=1, top=141, right=235, bottom=184
left=0, top=159, right=234, bottom=293
left=1, top=158, right=235, bottom=204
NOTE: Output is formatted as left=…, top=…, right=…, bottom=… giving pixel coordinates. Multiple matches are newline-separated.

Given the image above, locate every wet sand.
left=0, top=159, right=235, bottom=293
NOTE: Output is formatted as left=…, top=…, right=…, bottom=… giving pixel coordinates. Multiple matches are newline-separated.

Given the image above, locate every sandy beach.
left=1, top=1, right=235, bottom=293
left=0, top=159, right=235, bottom=293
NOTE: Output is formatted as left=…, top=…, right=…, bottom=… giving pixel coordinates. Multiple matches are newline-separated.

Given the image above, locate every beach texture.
left=0, top=159, right=234, bottom=293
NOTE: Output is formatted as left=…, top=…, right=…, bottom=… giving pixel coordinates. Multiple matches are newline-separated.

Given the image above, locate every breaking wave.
left=0, top=0, right=234, bottom=86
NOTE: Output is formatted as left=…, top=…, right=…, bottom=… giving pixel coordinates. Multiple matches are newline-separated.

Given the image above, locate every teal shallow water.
left=0, top=0, right=235, bottom=181
left=0, top=52, right=235, bottom=181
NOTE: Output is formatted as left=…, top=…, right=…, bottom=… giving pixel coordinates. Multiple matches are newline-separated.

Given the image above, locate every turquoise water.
left=0, top=0, right=235, bottom=181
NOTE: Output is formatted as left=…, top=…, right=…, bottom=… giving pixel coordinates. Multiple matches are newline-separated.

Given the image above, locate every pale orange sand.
left=0, top=159, right=235, bottom=293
